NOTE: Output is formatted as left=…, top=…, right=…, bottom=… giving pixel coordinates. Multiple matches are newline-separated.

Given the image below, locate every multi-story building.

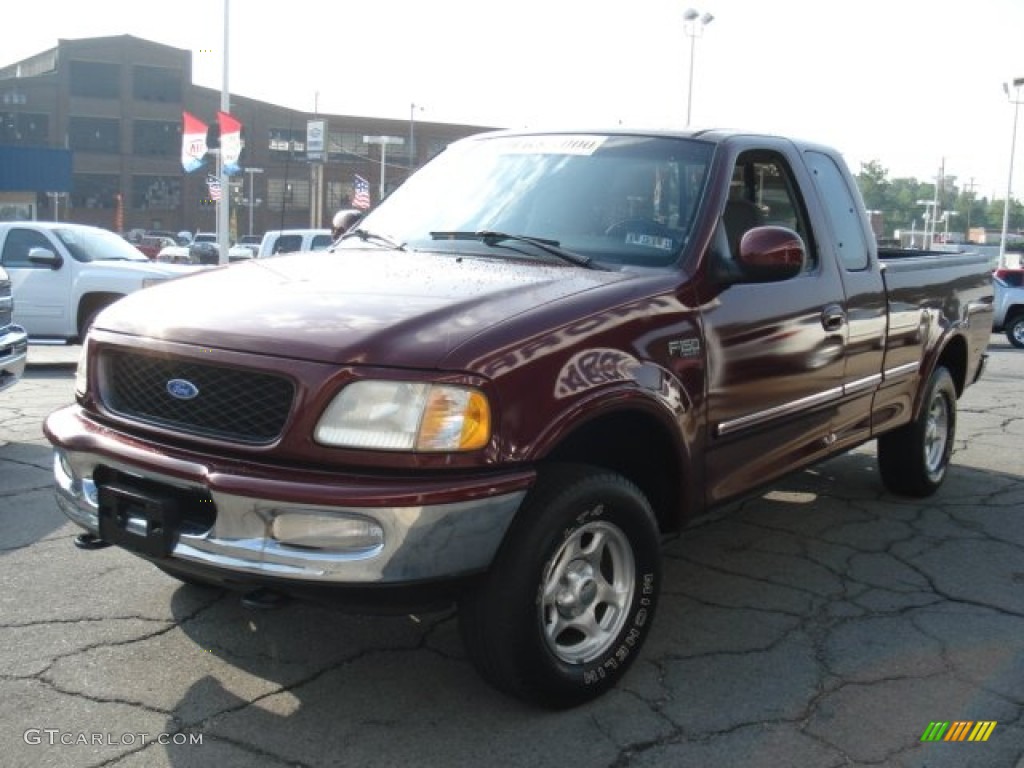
left=0, top=34, right=494, bottom=237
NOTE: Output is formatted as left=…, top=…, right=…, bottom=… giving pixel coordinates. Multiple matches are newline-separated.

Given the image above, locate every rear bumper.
left=45, top=404, right=533, bottom=588
left=0, top=325, right=28, bottom=393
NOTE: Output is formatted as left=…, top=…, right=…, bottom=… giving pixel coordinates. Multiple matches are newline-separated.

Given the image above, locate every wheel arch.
left=77, top=292, right=124, bottom=340
left=539, top=401, right=691, bottom=535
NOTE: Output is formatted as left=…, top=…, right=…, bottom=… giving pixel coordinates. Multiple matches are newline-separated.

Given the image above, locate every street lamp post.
left=916, top=199, right=936, bottom=250
left=363, top=135, right=404, bottom=201
left=999, top=77, right=1024, bottom=268
left=683, top=8, right=714, bottom=127
left=409, top=103, right=424, bottom=171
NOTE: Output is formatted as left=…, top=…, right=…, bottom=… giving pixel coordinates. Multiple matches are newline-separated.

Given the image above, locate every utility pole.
left=216, top=0, right=231, bottom=265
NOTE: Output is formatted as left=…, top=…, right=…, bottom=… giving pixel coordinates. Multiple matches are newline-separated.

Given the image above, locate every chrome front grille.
left=0, top=278, right=12, bottom=328
left=101, top=350, right=295, bottom=444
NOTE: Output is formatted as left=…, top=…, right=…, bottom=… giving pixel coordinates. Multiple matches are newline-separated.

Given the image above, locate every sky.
left=4, top=0, right=1024, bottom=200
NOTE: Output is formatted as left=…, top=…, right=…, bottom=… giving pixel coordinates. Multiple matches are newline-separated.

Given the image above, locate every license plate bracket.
left=98, top=481, right=181, bottom=558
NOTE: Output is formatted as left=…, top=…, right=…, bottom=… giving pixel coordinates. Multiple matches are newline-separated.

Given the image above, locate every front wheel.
left=1006, top=314, right=1024, bottom=349
left=877, top=366, right=957, bottom=497
left=458, top=465, right=661, bottom=709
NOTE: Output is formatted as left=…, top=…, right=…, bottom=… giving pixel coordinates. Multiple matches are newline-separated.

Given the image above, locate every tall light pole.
left=684, top=8, right=714, bottom=128
left=363, top=135, right=404, bottom=201
left=215, top=0, right=232, bottom=264
left=409, top=103, right=424, bottom=171
left=999, top=76, right=1024, bottom=268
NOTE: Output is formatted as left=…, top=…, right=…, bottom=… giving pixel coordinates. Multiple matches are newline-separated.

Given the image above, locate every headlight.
left=74, top=338, right=90, bottom=397
left=314, top=380, right=491, bottom=452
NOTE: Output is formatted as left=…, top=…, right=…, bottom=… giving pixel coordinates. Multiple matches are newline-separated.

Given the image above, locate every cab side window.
left=725, top=152, right=817, bottom=271
left=1, top=228, right=54, bottom=268
left=804, top=151, right=870, bottom=271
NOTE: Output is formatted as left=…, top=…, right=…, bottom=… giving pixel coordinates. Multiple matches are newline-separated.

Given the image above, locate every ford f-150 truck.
left=44, top=129, right=992, bottom=708
left=0, top=222, right=202, bottom=342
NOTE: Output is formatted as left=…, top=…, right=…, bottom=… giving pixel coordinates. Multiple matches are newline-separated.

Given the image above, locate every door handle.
left=821, top=306, right=845, bottom=332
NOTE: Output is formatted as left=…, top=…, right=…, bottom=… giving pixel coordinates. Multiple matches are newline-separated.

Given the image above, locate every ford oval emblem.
left=166, top=378, right=200, bottom=400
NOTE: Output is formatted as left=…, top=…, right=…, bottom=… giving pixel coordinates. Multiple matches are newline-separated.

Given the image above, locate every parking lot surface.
left=1, top=339, right=1022, bottom=768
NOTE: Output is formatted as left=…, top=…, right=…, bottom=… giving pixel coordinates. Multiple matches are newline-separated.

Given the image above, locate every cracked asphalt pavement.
left=2, top=339, right=1022, bottom=768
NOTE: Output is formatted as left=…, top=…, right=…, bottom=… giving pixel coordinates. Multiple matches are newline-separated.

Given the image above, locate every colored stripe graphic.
left=968, top=722, right=997, bottom=742
left=922, top=721, right=997, bottom=742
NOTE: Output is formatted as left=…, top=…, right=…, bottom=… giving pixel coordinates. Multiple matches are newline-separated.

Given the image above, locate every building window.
left=131, top=176, right=181, bottom=210
left=0, top=111, right=48, bottom=144
left=70, top=173, right=119, bottom=210
left=268, top=128, right=305, bottom=158
left=132, top=65, right=182, bottom=102
left=68, top=117, right=120, bottom=154
left=328, top=131, right=370, bottom=162
left=267, top=178, right=310, bottom=209
left=69, top=61, right=120, bottom=99
left=133, top=119, right=178, bottom=157
left=424, top=137, right=452, bottom=161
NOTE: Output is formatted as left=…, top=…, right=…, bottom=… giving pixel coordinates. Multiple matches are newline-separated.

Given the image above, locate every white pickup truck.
left=0, top=222, right=203, bottom=342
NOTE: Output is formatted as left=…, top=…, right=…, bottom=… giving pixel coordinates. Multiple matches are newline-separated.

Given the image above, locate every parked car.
left=189, top=232, right=220, bottom=265
left=133, top=235, right=176, bottom=260
left=44, top=129, right=992, bottom=707
left=0, top=264, right=28, bottom=392
left=235, top=235, right=262, bottom=258
left=257, top=229, right=333, bottom=258
left=993, top=266, right=1024, bottom=347
left=0, top=221, right=202, bottom=341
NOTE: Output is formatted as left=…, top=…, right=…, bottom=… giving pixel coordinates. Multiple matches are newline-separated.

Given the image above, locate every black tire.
left=458, top=464, right=661, bottom=709
left=1006, top=314, right=1024, bottom=349
left=877, top=366, right=957, bottom=497
left=78, top=303, right=110, bottom=342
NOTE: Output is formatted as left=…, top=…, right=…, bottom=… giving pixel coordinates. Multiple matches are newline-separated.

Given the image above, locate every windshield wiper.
left=338, top=228, right=405, bottom=250
left=430, top=230, right=595, bottom=268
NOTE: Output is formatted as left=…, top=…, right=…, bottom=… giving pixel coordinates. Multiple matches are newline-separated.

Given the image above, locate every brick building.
left=0, top=35, right=493, bottom=236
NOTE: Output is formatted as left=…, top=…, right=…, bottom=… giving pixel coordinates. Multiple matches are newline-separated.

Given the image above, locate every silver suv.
left=993, top=267, right=1024, bottom=348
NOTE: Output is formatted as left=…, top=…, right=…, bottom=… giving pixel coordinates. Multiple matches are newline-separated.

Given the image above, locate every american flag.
left=352, top=174, right=371, bottom=210
left=206, top=174, right=222, bottom=202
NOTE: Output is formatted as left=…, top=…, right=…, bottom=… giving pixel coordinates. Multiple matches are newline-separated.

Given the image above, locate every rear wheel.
left=458, top=465, right=661, bottom=708
left=1006, top=314, right=1024, bottom=349
left=877, top=366, right=957, bottom=497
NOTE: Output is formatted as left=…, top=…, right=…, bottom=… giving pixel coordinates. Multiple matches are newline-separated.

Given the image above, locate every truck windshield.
left=55, top=227, right=150, bottom=263
left=343, top=133, right=714, bottom=269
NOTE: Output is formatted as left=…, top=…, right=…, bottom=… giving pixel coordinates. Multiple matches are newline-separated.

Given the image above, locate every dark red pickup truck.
left=44, top=129, right=992, bottom=708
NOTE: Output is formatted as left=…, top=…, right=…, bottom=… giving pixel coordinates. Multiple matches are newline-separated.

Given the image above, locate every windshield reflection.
left=339, top=133, right=714, bottom=269
left=56, top=226, right=150, bottom=263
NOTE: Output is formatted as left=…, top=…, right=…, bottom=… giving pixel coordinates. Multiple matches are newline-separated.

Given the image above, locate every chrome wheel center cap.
left=556, top=560, right=597, bottom=618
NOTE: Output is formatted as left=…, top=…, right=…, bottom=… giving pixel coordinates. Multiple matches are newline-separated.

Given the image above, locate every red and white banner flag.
left=218, top=110, right=242, bottom=175
left=181, top=111, right=208, bottom=173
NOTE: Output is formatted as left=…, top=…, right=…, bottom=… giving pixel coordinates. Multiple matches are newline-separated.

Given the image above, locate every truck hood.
left=97, top=249, right=630, bottom=368
left=85, top=260, right=204, bottom=278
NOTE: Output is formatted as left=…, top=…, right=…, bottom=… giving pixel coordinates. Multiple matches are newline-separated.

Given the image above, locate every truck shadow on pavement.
left=149, top=448, right=1024, bottom=768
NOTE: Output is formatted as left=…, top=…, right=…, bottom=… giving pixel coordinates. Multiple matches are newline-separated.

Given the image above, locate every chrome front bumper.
left=50, top=442, right=524, bottom=585
left=0, top=325, right=28, bottom=393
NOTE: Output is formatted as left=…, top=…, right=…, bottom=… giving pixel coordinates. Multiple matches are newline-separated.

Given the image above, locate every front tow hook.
left=241, top=587, right=291, bottom=610
left=74, top=533, right=112, bottom=550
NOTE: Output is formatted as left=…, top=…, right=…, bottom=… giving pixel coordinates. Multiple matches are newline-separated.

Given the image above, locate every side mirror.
left=735, top=226, right=805, bottom=283
left=28, top=246, right=63, bottom=269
